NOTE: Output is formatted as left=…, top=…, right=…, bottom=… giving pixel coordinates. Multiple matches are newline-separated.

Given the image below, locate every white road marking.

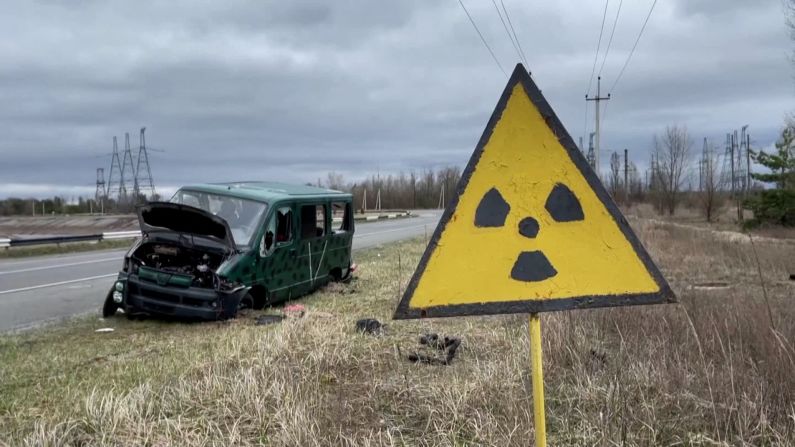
left=0, top=220, right=440, bottom=296
left=0, top=274, right=117, bottom=295
left=0, top=257, right=120, bottom=275
left=0, top=249, right=127, bottom=268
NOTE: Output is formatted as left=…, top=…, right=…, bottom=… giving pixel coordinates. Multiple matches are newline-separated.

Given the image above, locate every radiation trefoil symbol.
left=475, top=183, right=583, bottom=283
left=393, top=64, right=675, bottom=320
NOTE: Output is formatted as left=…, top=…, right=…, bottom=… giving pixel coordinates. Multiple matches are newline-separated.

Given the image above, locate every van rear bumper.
left=119, top=273, right=248, bottom=320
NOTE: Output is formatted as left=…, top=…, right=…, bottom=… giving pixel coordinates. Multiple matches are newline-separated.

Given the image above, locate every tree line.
left=2, top=120, right=792, bottom=228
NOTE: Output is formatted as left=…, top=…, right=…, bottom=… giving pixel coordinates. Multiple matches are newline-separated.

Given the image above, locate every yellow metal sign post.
left=394, top=64, right=675, bottom=445
left=529, top=313, right=546, bottom=447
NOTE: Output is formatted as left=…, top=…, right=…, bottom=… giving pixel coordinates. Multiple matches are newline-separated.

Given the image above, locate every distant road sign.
left=394, top=65, right=675, bottom=319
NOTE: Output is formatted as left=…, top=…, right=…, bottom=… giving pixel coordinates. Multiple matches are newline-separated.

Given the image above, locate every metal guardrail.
left=102, top=231, right=142, bottom=240
left=1, top=231, right=141, bottom=249
left=0, top=212, right=414, bottom=249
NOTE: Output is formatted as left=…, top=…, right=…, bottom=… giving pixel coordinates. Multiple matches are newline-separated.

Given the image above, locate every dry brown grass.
left=1, top=218, right=794, bottom=446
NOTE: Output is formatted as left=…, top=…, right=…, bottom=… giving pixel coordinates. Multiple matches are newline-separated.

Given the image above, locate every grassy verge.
left=1, top=222, right=794, bottom=445
left=0, top=239, right=135, bottom=259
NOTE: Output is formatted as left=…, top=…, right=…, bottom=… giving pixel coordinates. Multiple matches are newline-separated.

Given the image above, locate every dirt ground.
left=0, top=214, right=138, bottom=238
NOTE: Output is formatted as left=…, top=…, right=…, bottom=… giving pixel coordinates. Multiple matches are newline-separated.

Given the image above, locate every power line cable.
left=609, top=0, right=658, bottom=94
left=501, top=0, right=529, bottom=66
left=491, top=0, right=523, bottom=64
left=458, top=0, right=508, bottom=77
left=598, top=0, right=623, bottom=76
left=585, top=0, right=610, bottom=95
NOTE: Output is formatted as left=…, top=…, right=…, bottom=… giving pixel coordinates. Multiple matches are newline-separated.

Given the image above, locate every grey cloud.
left=0, top=0, right=792, bottom=197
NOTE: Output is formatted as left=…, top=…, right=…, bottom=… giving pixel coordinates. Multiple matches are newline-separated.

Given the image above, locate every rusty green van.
left=103, top=182, right=355, bottom=319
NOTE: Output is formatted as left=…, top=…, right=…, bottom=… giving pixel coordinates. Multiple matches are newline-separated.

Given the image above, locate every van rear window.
left=300, top=204, right=326, bottom=238
left=332, top=202, right=351, bottom=232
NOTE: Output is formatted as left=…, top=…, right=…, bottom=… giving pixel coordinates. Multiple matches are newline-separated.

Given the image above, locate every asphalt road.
left=0, top=211, right=442, bottom=332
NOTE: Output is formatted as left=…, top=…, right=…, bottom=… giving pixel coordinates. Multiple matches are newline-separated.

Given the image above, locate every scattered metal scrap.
left=355, top=318, right=384, bottom=335
left=407, top=333, right=462, bottom=365
left=283, top=304, right=306, bottom=318
left=255, top=315, right=284, bottom=326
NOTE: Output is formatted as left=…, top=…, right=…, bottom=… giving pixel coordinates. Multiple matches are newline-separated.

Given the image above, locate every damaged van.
left=103, top=182, right=355, bottom=320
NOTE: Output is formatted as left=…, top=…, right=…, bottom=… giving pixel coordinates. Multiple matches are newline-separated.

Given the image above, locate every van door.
left=295, top=203, right=329, bottom=296
left=258, top=204, right=297, bottom=302
left=329, top=200, right=354, bottom=278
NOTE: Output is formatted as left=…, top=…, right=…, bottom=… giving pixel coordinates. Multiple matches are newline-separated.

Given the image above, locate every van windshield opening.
left=171, top=190, right=267, bottom=248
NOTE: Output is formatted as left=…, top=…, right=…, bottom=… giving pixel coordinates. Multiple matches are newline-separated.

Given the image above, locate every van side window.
left=300, top=204, right=326, bottom=239
left=332, top=202, right=351, bottom=232
left=275, top=207, right=293, bottom=243
left=261, top=206, right=293, bottom=257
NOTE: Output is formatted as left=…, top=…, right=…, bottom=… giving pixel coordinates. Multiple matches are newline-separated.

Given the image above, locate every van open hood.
left=137, top=202, right=236, bottom=249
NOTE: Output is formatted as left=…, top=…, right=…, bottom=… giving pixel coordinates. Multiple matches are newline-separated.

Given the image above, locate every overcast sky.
left=1, top=0, right=792, bottom=199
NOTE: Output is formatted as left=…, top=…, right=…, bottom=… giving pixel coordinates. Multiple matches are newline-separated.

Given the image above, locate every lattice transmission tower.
left=119, top=132, right=136, bottom=203
left=586, top=132, right=596, bottom=170
left=133, top=127, right=156, bottom=201
left=106, top=136, right=123, bottom=202
left=95, top=168, right=106, bottom=202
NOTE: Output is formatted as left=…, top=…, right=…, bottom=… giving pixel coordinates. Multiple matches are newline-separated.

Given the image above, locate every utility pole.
left=585, top=76, right=610, bottom=178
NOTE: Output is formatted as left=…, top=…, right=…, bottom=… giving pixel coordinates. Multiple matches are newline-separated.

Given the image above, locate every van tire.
left=239, top=293, right=254, bottom=311
left=249, top=286, right=268, bottom=309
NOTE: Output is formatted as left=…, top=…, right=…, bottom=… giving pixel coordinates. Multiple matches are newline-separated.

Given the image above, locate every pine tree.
left=745, top=122, right=795, bottom=227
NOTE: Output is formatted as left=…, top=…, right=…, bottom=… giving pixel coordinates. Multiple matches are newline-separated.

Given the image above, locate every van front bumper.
left=118, top=273, right=248, bottom=320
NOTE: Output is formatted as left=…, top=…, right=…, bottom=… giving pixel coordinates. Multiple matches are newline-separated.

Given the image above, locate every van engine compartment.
left=129, top=243, right=225, bottom=288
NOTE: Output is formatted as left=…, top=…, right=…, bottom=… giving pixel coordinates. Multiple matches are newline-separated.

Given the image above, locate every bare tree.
left=653, top=125, right=693, bottom=215
left=699, top=140, right=723, bottom=222
left=608, top=151, right=621, bottom=200
left=326, top=172, right=346, bottom=191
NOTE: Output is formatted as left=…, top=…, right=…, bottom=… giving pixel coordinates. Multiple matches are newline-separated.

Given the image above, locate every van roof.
left=178, top=182, right=352, bottom=203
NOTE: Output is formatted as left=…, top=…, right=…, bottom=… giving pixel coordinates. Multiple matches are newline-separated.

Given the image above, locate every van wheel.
left=248, top=286, right=268, bottom=310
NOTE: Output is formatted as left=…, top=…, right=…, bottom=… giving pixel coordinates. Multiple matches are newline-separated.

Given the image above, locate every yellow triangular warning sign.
left=394, top=64, right=675, bottom=319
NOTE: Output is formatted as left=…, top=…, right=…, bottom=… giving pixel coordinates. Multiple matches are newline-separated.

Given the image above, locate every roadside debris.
left=255, top=315, right=284, bottom=326
left=691, top=281, right=731, bottom=291
left=94, top=328, right=115, bottom=333
left=283, top=304, right=306, bottom=318
left=407, top=333, right=462, bottom=365
left=356, top=318, right=384, bottom=335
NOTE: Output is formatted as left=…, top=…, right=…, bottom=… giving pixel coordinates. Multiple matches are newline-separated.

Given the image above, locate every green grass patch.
left=2, top=229, right=795, bottom=445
